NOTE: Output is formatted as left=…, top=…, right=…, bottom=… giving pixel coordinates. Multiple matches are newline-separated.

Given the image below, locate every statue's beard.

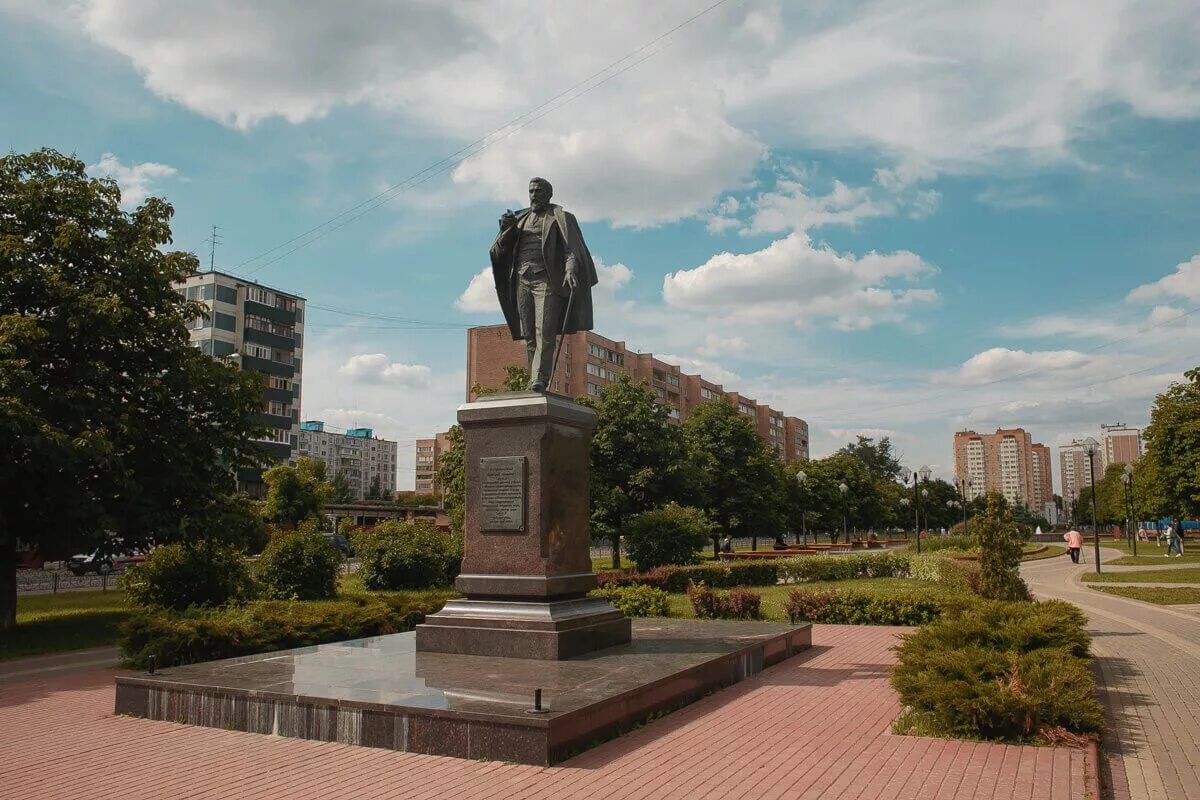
left=530, top=199, right=549, bottom=212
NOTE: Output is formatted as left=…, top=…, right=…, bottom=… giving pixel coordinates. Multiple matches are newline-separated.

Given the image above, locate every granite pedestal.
left=416, top=391, right=630, bottom=659
left=114, top=618, right=811, bottom=765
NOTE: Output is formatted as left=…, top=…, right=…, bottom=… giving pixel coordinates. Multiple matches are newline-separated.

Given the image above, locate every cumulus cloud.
left=1148, top=304, right=1186, bottom=327
left=662, top=231, right=936, bottom=330
left=1127, top=255, right=1200, bottom=304
left=936, top=347, right=1137, bottom=386
left=50, top=0, right=1200, bottom=227
left=454, top=268, right=497, bottom=313
left=336, top=353, right=432, bottom=387
left=655, top=354, right=741, bottom=386
left=86, top=152, right=176, bottom=209
left=697, top=333, right=747, bottom=358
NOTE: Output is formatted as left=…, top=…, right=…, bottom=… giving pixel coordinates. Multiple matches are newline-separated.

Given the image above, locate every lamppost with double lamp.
left=795, top=470, right=807, bottom=545
left=946, top=499, right=958, bottom=535
left=917, top=464, right=931, bottom=553
left=899, top=497, right=910, bottom=539
left=1121, top=463, right=1136, bottom=557
left=1077, top=437, right=1102, bottom=574
left=839, top=482, right=849, bottom=544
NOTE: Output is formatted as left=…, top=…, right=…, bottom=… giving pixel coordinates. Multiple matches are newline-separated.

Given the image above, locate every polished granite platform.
left=114, top=618, right=811, bottom=764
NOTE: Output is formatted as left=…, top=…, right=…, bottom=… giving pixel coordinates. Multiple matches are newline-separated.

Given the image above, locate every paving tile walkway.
left=0, top=625, right=1086, bottom=800
left=1023, top=549, right=1200, bottom=800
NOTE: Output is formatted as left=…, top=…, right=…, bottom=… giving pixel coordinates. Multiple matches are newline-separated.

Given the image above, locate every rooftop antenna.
left=204, top=225, right=223, bottom=273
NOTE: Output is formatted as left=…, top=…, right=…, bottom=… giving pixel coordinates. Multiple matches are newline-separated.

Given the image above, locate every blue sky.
left=4, top=0, right=1200, bottom=490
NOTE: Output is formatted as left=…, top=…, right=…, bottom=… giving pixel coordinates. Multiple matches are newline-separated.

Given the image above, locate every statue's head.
left=528, top=177, right=552, bottom=211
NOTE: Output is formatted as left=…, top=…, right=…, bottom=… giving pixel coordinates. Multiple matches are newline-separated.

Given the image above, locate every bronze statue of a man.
left=489, top=177, right=598, bottom=392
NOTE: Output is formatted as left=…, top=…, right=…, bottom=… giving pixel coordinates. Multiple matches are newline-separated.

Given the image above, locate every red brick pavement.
left=0, top=626, right=1087, bottom=800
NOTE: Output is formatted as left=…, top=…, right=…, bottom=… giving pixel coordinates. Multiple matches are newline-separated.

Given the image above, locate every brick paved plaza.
left=0, top=625, right=1087, bottom=800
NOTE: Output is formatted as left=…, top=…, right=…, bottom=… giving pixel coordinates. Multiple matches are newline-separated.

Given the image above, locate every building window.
left=248, top=287, right=275, bottom=306
left=269, top=377, right=291, bottom=391
left=215, top=285, right=238, bottom=305
left=666, top=374, right=679, bottom=386
left=214, top=311, right=237, bottom=332
left=246, top=315, right=294, bottom=337
left=213, top=340, right=236, bottom=357
left=700, top=387, right=719, bottom=401
left=607, top=351, right=624, bottom=366
left=738, top=403, right=753, bottom=415
left=587, top=382, right=602, bottom=396
left=245, top=343, right=271, bottom=360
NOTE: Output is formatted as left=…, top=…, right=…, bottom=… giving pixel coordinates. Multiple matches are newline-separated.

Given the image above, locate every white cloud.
left=454, top=268, right=497, bottom=314
left=86, top=152, right=176, bottom=209
left=937, top=347, right=1133, bottom=386
left=336, top=353, right=432, bottom=387
left=54, top=1, right=1200, bottom=227
left=655, top=354, right=741, bottom=386
left=662, top=231, right=937, bottom=330
left=697, top=333, right=747, bottom=358
left=1148, top=304, right=1186, bottom=327
left=1128, top=255, right=1200, bottom=304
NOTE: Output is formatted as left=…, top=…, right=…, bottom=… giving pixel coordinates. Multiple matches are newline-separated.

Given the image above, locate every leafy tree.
left=365, top=474, right=385, bottom=501
left=471, top=365, right=530, bottom=397
left=623, top=503, right=714, bottom=570
left=579, top=374, right=692, bottom=567
left=435, top=425, right=466, bottom=533
left=975, top=493, right=1030, bottom=601
left=329, top=470, right=355, bottom=503
left=1143, top=367, right=1200, bottom=517
left=0, top=149, right=266, bottom=631
left=682, top=401, right=782, bottom=555
left=796, top=453, right=880, bottom=542
left=836, top=435, right=903, bottom=482
left=261, top=457, right=333, bottom=529
left=256, top=522, right=341, bottom=601
left=182, top=492, right=268, bottom=555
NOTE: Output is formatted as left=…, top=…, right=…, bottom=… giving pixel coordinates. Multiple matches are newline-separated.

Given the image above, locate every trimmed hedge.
left=120, top=591, right=456, bottom=669
left=777, top=552, right=911, bottom=583
left=596, top=552, right=912, bottom=592
left=687, top=582, right=763, bottom=620
left=907, top=553, right=983, bottom=593
left=784, top=587, right=968, bottom=626
left=916, top=535, right=978, bottom=554
left=591, top=585, right=671, bottom=617
left=891, top=600, right=1103, bottom=742
left=597, top=561, right=780, bottom=592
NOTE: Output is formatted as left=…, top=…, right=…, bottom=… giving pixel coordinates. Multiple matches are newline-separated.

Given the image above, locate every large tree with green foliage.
left=329, top=470, right=355, bottom=503
left=578, top=374, right=692, bottom=567
left=0, top=149, right=267, bottom=631
left=435, top=425, right=466, bottom=533
left=796, top=453, right=880, bottom=542
left=261, top=457, right=333, bottom=529
left=1144, top=367, right=1200, bottom=518
left=682, top=401, right=782, bottom=555
left=836, top=435, right=903, bottom=482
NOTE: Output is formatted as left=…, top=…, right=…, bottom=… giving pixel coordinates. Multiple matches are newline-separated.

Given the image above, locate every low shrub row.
left=907, top=553, right=983, bottom=593
left=597, top=560, right=779, bottom=592
left=591, top=585, right=671, bottom=617
left=687, top=582, right=762, bottom=620
left=596, top=552, right=912, bottom=592
left=120, top=591, right=456, bottom=669
left=915, top=535, right=978, bottom=554
left=777, top=552, right=911, bottom=583
left=891, top=600, right=1103, bottom=742
left=784, top=587, right=964, bottom=626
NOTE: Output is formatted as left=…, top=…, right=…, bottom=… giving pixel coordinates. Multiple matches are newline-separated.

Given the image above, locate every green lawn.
left=2, top=590, right=132, bottom=661
left=1089, top=585, right=1200, bottom=605
left=1082, top=567, right=1200, bottom=584
left=1092, top=538, right=1200, bottom=566
left=665, top=578, right=947, bottom=622
left=1022, top=544, right=1066, bottom=561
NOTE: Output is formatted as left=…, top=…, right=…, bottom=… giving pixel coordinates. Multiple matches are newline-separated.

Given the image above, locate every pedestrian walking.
left=1063, top=528, right=1083, bottom=564
left=720, top=534, right=734, bottom=554
left=1167, top=516, right=1185, bottom=557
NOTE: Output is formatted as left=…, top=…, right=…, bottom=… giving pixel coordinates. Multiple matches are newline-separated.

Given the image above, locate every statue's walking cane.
left=549, top=286, right=576, bottom=392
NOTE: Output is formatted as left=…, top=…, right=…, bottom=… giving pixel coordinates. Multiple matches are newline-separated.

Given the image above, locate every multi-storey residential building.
left=1031, top=443, right=1054, bottom=519
left=465, top=325, right=809, bottom=461
left=414, top=431, right=453, bottom=494
left=296, top=422, right=397, bottom=500
left=1059, top=441, right=1098, bottom=507
left=174, top=270, right=304, bottom=493
left=1100, top=423, right=1143, bottom=469
left=953, top=428, right=1046, bottom=509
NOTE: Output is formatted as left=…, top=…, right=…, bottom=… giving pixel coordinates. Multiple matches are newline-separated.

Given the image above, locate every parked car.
left=66, top=547, right=145, bottom=576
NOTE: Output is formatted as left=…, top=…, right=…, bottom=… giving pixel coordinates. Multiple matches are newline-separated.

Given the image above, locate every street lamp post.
left=795, top=470, right=807, bottom=546
left=1121, top=463, right=1136, bottom=557
left=838, top=482, right=849, bottom=544
left=1078, top=437, right=1102, bottom=574
left=900, top=497, right=910, bottom=540
left=946, top=499, right=958, bottom=536
left=917, top=465, right=931, bottom=554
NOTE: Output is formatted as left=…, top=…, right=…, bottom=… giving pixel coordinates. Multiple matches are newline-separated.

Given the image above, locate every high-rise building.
left=466, top=325, right=809, bottom=461
left=953, top=428, right=1046, bottom=509
left=1059, top=441, right=1098, bottom=507
left=414, top=430, right=453, bottom=494
left=1100, top=423, right=1143, bottom=469
left=174, top=271, right=304, bottom=492
left=297, top=422, right=397, bottom=500
left=1031, top=443, right=1054, bottom=519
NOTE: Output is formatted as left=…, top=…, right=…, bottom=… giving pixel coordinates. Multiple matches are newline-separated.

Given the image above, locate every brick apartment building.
left=953, top=428, right=1051, bottom=510
left=463, top=324, right=809, bottom=462
left=1100, top=423, right=1143, bottom=469
left=1030, top=442, right=1054, bottom=519
left=414, top=430, right=453, bottom=494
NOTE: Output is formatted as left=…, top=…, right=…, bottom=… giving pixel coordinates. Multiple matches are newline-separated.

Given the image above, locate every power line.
left=235, top=0, right=737, bottom=279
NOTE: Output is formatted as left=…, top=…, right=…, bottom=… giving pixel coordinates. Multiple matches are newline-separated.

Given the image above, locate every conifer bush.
left=591, top=585, right=671, bottom=617
left=975, top=494, right=1031, bottom=601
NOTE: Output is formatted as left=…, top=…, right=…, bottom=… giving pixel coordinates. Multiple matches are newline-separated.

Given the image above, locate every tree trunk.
left=751, top=535, right=758, bottom=551
left=611, top=534, right=621, bottom=570
left=0, top=534, right=16, bottom=633
left=712, top=535, right=720, bottom=560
